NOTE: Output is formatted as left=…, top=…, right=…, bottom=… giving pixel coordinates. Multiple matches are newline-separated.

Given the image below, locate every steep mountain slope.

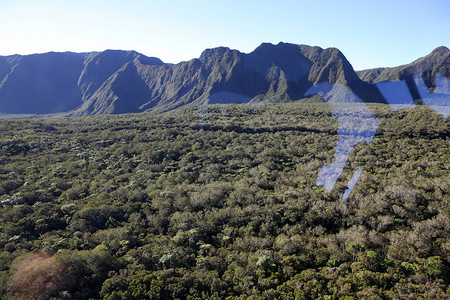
left=76, top=61, right=156, bottom=115
left=0, top=50, right=161, bottom=114
left=0, top=43, right=448, bottom=116
left=0, top=52, right=86, bottom=114
left=77, top=50, right=162, bottom=101
left=75, top=42, right=375, bottom=114
left=0, top=43, right=373, bottom=115
left=0, top=55, right=21, bottom=83
left=356, top=46, right=450, bottom=105
left=357, top=46, right=450, bottom=86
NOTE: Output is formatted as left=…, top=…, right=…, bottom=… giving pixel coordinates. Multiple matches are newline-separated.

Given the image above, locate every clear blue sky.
left=0, top=0, right=448, bottom=70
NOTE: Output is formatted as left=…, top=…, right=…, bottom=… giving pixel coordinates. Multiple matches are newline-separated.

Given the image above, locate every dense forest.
left=0, top=102, right=448, bottom=299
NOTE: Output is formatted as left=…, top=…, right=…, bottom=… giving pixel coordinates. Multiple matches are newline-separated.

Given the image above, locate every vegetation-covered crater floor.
left=0, top=103, right=448, bottom=299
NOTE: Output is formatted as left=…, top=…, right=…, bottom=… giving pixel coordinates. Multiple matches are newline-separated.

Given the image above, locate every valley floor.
left=0, top=103, right=448, bottom=299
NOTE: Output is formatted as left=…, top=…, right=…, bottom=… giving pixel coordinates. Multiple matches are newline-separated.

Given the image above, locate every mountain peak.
left=431, top=46, right=449, bottom=54
left=252, top=41, right=301, bottom=53
left=199, top=47, right=234, bottom=61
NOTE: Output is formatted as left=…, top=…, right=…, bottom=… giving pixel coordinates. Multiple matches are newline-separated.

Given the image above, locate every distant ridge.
left=357, top=46, right=450, bottom=86
left=0, top=43, right=448, bottom=116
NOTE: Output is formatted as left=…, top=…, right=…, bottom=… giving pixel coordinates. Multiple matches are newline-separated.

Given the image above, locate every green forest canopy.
left=0, top=102, right=448, bottom=299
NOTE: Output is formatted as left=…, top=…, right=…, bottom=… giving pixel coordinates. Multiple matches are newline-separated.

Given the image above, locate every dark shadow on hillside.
left=196, top=124, right=331, bottom=135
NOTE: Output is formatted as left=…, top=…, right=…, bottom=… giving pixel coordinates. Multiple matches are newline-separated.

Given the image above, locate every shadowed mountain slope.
left=0, top=43, right=448, bottom=116
left=356, top=46, right=449, bottom=104
left=0, top=52, right=86, bottom=114
left=357, top=46, right=450, bottom=87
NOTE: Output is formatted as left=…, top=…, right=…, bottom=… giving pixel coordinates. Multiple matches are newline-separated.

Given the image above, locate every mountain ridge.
left=0, top=43, right=448, bottom=116
left=357, top=46, right=450, bottom=84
